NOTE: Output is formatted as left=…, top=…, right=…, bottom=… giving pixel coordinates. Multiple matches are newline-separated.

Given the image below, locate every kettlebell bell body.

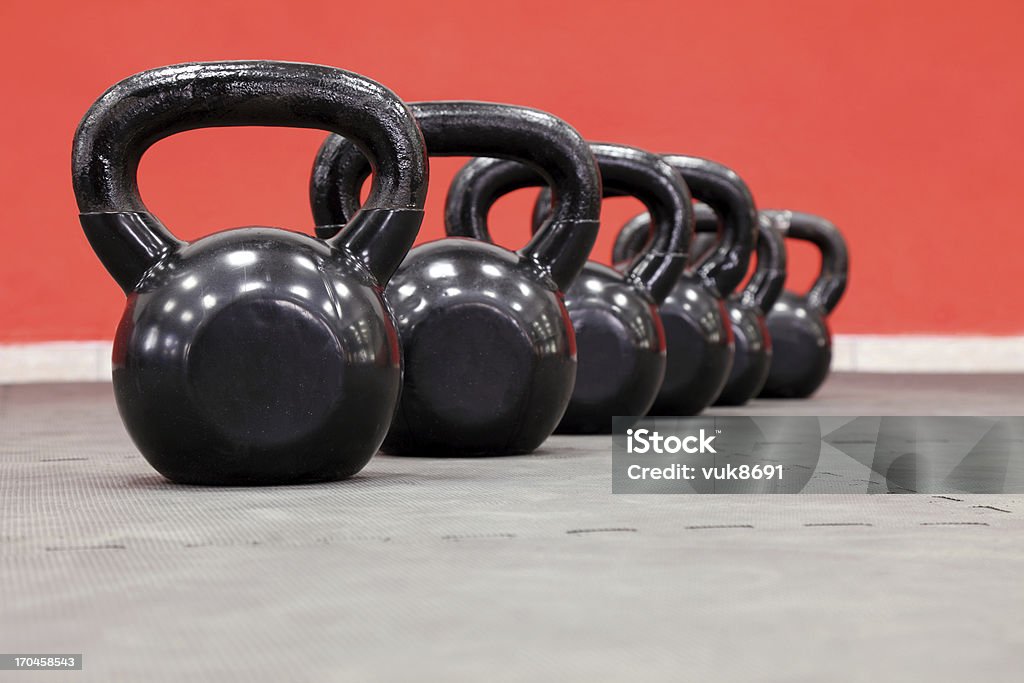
left=610, top=156, right=757, bottom=415
left=447, top=143, right=693, bottom=433
left=72, top=62, right=428, bottom=484
left=759, top=210, right=849, bottom=399
left=310, top=102, right=602, bottom=455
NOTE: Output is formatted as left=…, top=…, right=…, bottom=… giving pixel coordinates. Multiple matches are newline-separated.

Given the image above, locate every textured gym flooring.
left=2, top=373, right=1023, bottom=682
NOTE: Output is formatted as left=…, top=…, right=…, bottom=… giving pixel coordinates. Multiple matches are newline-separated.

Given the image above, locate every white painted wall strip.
left=0, top=341, right=112, bottom=384
left=1, top=336, right=1023, bottom=384
left=833, top=335, right=1024, bottom=373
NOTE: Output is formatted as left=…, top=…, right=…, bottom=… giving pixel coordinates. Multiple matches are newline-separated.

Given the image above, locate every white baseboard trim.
left=0, top=341, right=113, bottom=384
left=1, top=336, right=1023, bottom=384
left=832, top=335, right=1024, bottom=373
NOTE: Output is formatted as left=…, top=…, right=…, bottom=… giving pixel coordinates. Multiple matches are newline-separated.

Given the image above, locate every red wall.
left=2, top=0, right=1022, bottom=342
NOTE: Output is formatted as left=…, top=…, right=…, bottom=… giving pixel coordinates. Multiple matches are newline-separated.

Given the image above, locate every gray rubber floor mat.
left=1, top=374, right=1022, bottom=682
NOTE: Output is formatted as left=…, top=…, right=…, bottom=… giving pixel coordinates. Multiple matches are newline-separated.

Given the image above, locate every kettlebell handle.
left=762, top=210, right=848, bottom=314
left=740, top=212, right=788, bottom=313
left=608, top=157, right=758, bottom=297
left=677, top=206, right=786, bottom=313
left=310, top=101, right=602, bottom=291
left=448, top=143, right=694, bottom=304
left=654, top=155, right=757, bottom=298
left=610, top=202, right=784, bottom=313
left=609, top=202, right=719, bottom=268
left=72, top=61, right=429, bottom=291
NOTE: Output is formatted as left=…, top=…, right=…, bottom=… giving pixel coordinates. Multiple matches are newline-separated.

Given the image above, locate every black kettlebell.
left=310, top=102, right=602, bottom=455
left=71, top=61, right=429, bottom=485
left=601, top=156, right=756, bottom=414
left=614, top=206, right=787, bottom=405
left=445, top=143, right=694, bottom=433
left=758, top=210, right=849, bottom=399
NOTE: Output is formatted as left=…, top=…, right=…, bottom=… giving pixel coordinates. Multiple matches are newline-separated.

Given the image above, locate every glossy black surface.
left=759, top=210, right=849, bottom=399
left=608, top=156, right=758, bottom=414
left=310, top=102, right=602, bottom=454
left=716, top=213, right=787, bottom=404
left=72, top=61, right=428, bottom=484
left=620, top=209, right=788, bottom=405
left=446, top=143, right=693, bottom=433
left=642, top=273, right=732, bottom=414
left=381, top=240, right=579, bottom=451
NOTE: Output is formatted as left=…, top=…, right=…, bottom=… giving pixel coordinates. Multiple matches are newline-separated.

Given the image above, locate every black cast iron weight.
left=310, top=101, right=602, bottom=455
left=607, top=156, right=756, bottom=414
left=445, top=143, right=694, bottom=432
left=615, top=205, right=787, bottom=405
left=758, top=210, right=849, bottom=399
left=72, top=61, right=429, bottom=484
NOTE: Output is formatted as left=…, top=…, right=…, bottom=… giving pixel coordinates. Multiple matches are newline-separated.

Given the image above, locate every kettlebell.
left=310, top=102, right=602, bottom=455
left=445, top=143, right=694, bottom=433
left=615, top=207, right=787, bottom=405
left=71, top=61, right=429, bottom=485
left=600, top=156, right=756, bottom=414
left=758, top=210, right=849, bottom=398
